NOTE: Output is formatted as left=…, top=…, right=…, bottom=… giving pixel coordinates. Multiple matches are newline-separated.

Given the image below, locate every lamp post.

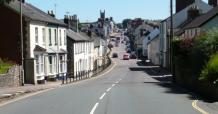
left=20, top=0, right=24, bottom=86
left=170, top=0, right=175, bottom=82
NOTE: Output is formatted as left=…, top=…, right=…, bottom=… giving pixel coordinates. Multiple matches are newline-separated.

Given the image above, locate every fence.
left=63, top=58, right=112, bottom=84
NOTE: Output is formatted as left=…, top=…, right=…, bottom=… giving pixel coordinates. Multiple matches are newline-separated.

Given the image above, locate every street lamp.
left=170, top=0, right=175, bottom=82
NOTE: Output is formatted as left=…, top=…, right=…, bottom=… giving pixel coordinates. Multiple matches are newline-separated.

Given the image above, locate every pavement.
left=0, top=42, right=218, bottom=114
left=0, top=81, right=62, bottom=102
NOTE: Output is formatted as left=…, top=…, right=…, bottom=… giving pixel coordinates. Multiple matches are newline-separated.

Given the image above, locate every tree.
left=122, top=19, right=131, bottom=29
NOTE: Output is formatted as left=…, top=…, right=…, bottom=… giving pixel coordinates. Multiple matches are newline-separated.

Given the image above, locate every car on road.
left=112, top=53, right=118, bottom=58
left=123, top=54, right=130, bottom=60
left=130, top=53, right=137, bottom=59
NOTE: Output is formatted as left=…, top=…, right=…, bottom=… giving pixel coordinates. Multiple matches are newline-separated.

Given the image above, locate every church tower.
left=100, top=10, right=105, bottom=19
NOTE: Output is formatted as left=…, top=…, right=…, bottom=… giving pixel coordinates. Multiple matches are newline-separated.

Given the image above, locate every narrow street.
left=0, top=43, right=200, bottom=114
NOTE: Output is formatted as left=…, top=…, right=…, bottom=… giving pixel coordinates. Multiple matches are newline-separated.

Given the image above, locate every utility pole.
left=20, top=0, right=24, bottom=86
left=170, top=0, right=175, bottom=82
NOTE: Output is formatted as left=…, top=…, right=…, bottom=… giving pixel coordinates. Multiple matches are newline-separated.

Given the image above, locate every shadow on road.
left=129, top=66, right=196, bottom=100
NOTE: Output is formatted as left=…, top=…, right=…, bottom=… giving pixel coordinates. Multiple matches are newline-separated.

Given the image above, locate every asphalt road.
left=0, top=43, right=200, bottom=114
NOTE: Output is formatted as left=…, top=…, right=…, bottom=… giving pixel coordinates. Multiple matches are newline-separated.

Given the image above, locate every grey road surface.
left=0, top=43, right=199, bottom=114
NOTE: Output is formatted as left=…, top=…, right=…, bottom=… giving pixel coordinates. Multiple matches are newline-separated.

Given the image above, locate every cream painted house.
left=67, top=30, right=94, bottom=78
left=0, top=1, right=68, bottom=84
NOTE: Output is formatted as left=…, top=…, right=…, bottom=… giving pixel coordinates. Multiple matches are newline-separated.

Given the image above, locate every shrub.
left=200, top=53, right=218, bottom=85
left=0, top=58, right=13, bottom=74
left=173, top=28, right=218, bottom=86
left=195, top=28, right=218, bottom=57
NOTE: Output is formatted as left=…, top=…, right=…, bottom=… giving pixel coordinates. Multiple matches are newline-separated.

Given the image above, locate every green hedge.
left=0, top=58, right=13, bottom=74
left=173, top=28, right=218, bottom=99
left=200, top=53, right=218, bottom=85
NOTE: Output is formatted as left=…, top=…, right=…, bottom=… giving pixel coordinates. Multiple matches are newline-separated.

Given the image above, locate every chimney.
left=209, top=0, right=218, bottom=7
left=176, top=0, right=195, bottom=13
left=187, top=5, right=201, bottom=20
left=48, top=10, right=55, bottom=17
left=64, top=15, right=70, bottom=28
left=87, top=29, right=92, bottom=37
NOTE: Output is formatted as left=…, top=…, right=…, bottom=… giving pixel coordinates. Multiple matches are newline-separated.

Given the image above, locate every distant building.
left=142, top=28, right=160, bottom=59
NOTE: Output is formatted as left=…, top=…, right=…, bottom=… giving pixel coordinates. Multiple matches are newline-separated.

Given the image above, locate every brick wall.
left=0, top=66, right=21, bottom=87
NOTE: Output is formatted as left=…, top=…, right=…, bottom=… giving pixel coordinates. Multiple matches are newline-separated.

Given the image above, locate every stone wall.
left=0, top=66, right=21, bottom=87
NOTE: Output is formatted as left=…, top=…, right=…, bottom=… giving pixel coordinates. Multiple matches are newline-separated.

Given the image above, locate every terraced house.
left=0, top=0, right=67, bottom=84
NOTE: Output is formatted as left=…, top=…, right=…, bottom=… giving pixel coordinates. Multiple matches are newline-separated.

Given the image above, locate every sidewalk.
left=197, top=99, right=218, bottom=114
left=0, top=81, right=62, bottom=102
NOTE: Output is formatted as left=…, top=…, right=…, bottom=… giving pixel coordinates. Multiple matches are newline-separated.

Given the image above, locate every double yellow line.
left=192, top=100, right=209, bottom=114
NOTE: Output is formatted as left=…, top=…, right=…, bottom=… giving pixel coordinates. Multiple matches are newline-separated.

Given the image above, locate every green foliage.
left=173, top=28, right=218, bottom=86
left=0, top=58, right=13, bottom=74
left=200, top=53, right=218, bottom=85
left=122, top=19, right=131, bottom=29
left=194, top=28, right=218, bottom=57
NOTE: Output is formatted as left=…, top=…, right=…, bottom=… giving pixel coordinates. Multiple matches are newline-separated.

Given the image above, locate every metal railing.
left=62, top=58, right=112, bottom=84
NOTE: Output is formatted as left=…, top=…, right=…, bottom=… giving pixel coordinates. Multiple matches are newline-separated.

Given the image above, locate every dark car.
left=112, top=53, right=118, bottom=58
left=130, top=53, right=137, bottom=59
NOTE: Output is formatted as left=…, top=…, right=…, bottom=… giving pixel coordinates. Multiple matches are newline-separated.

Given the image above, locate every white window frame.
left=49, top=56, right=53, bottom=73
left=64, top=30, right=66, bottom=45
left=35, top=55, right=40, bottom=74
left=49, top=29, right=52, bottom=46
left=42, top=28, right=46, bottom=46
left=35, top=27, right=38, bottom=44
left=59, top=30, right=62, bottom=46
left=55, top=29, right=57, bottom=45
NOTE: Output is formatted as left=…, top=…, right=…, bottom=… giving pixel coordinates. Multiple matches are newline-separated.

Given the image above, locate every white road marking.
left=112, top=84, right=116, bottom=87
left=107, top=87, right=112, bottom=92
left=90, top=103, right=99, bottom=114
left=115, top=81, right=119, bottom=84
left=99, top=93, right=106, bottom=100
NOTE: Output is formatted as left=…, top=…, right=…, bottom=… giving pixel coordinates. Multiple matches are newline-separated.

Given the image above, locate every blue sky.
left=26, top=0, right=208, bottom=23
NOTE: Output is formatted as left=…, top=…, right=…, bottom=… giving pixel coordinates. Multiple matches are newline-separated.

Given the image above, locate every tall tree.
left=122, top=19, right=131, bottom=29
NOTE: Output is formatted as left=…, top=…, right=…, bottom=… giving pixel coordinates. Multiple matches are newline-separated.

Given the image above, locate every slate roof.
left=34, top=45, right=46, bottom=52
left=5, top=1, right=66, bottom=26
left=162, top=0, right=212, bottom=29
left=146, top=28, right=160, bottom=44
left=67, top=29, right=92, bottom=42
left=184, top=6, right=218, bottom=29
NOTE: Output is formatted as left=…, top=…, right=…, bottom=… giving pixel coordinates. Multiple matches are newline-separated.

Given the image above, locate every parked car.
left=112, top=53, right=118, bottom=58
left=130, top=53, right=137, bottom=59
left=123, top=54, right=130, bottom=60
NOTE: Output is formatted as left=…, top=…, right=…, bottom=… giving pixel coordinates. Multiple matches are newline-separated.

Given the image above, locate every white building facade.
left=30, top=22, right=67, bottom=83
left=67, top=30, right=94, bottom=78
